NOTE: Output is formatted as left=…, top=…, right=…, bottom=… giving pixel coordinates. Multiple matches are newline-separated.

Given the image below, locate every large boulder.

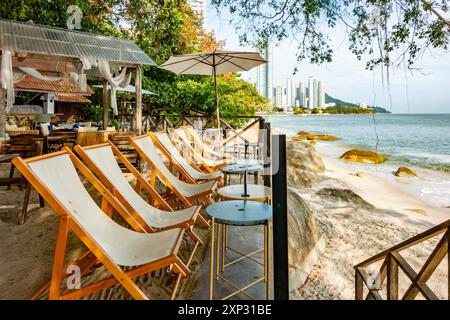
left=287, top=188, right=324, bottom=291
left=287, top=167, right=318, bottom=188
left=395, top=167, right=417, bottom=177
left=340, top=149, right=386, bottom=164
left=297, top=130, right=338, bottom=141
left=287, top=140, right=325, bottom=173
left=305, top=134, right=338, bottom=141
left=291, top=136, right=306, bottom=141
left=286, top=140, right=325, bottom=188
left=316, top=188, right=375, bottom=209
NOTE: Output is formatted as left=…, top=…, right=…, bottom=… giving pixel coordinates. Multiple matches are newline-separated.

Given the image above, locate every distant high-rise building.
left=298, top=82, right=306, bottom=107
left=313, top=79, right=318, bottom=108
left=284, top=77, right=296, bottom=107
left=189, top=0, right=206, bottom=21
left=256, top=46, right=273, bottom=104
left=290, top=79, right=296, bottom=106
left=275, top=85, right=283, bottom=107
left=308, top=76, right=314, bottom=109
left=318, top=81, right=325, bottom=108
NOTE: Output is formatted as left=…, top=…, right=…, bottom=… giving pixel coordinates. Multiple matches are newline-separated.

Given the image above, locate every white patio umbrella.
left=159, top=50, right=267, bottom=127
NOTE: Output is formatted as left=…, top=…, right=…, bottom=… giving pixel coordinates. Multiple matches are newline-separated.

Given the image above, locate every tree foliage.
left=211, top=0, right=450, bottom=71
left=144, top=73, right=268, bottom=116
left=0, top=1, right=264, bottom=118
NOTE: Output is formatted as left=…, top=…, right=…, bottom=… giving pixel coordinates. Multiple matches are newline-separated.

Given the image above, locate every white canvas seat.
left=131, top=136, right=216, bottom=198
left=173, top=128, right=226, bottom=168
left=80, top=145, right=199, bottom=229
left=153, top=132, right=222, bottom=181
left=13, top=150, right=190, bottom=300
left=27, top=154, right=183, bottom=267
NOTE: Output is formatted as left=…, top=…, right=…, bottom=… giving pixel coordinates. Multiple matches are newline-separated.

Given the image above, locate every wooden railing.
left=354, top=219, right=449, bottom=300
left=143, top=113, right=264, bottom=146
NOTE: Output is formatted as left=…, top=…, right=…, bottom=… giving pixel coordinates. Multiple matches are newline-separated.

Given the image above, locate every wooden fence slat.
left=402, top=232, right=448, bottom=300
left=392, top=252, right=440, bottom=300
left=387, top=254, right=398, bottom=300
left=355, top=269, right=364, bottom=300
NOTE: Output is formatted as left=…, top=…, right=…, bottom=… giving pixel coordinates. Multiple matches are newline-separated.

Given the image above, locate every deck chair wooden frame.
left=74, top=142, right=209, bottom=232
left=148, top=131, right=222, bottom=184
left=182, top=126, right=225, bottom=161
left=12, top=148, right=190, bottom=300
left=129, top=135, right=217, bottom=209
left=164, top=130, right=217, bottom=175
left=171, top=128, right=226, bottom=173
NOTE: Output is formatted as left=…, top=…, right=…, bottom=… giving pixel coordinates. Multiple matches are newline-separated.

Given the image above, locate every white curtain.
left=13, top=69, right=26, bottom=83
left=82, top=58, right=131, bottom=115
left=1, top=51, right=15, bottom=112
left=18, top=67, right=61, bottom=81
left=97, top=60, right=131, bottom=115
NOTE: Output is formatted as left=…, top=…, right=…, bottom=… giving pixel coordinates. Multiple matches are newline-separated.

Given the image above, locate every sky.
left=204, top=1, right=450, bottom=113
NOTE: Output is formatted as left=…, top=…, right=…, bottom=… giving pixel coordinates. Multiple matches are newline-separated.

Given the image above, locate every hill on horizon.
left=325, top=93, right=390, bottom=113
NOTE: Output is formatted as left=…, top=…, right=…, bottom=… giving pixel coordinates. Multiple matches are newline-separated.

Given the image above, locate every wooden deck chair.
left=183, top=126, right=225, bottom=160
left=172, top=128, right=227, bottom=172
left=149, top=131, right=222, bottom=183
left=129, top=135, right=217, bottom=208
left=12, top=149, right=190, bottom=300
left=74, top=142, right=209, bottom=234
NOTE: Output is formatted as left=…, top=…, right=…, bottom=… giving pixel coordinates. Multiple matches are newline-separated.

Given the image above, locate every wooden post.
left=271, top=134, right=289, bottom=300
left=355, top=269, right=364, bottom=300
left=0, top=88, right=6, bottom=137
left=0, top=88, right=6, bottom=138
left=447, top=230, right=449, bottom=300
left=258, top=117, right=265, bottom=159
left=135, top=65, right=142, bottom=134
left=387, top=254, right=399, bottom=300
left=102, top=81, right=109, bottom=130
left=263, top=122, right=271, bottom=187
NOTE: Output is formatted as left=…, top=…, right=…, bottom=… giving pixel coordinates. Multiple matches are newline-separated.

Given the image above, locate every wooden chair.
left=150, top=131, right=222, bottom=183
left=172, top=128, right=227, bottom=173
left=4, top=135, right=45, bottom=224
left=108, top=131, right=141, bottom=171
left=12, top=149, right=190, bottom=300
left=49, top=129, right=77, bottom=150
left=129, top=135, right=217, bottom=209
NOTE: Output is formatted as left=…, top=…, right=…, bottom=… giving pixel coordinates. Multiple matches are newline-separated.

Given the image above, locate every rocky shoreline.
left=285, top=138, right=449, bottom=299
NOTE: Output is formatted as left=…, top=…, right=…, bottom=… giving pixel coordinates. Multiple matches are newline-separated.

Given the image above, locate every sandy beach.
left=287, top=141, right=449, bottom=299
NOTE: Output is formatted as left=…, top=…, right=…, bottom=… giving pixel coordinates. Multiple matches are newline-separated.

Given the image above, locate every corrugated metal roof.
left=0, top=18, right=155, bottom=66
left=14, top=75, right=94, bottom=94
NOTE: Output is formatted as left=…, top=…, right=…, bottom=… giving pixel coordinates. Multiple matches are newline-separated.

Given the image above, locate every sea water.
left=265, top=114, right=450, bottom=208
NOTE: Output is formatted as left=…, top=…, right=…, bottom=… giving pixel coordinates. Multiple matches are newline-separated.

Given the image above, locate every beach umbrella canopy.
left=159, top=50, right=267, bottom=127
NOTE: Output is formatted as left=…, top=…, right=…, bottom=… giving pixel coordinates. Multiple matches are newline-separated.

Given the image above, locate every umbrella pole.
left=213, top=59, right=220, bottom=128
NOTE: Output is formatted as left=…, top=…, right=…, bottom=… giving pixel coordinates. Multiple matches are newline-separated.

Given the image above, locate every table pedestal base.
left=209, top=218, right=270, bottom=300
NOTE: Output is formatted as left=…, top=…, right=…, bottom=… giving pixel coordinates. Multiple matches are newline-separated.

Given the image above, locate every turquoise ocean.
left=264, top=114, right=450, bottom=208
